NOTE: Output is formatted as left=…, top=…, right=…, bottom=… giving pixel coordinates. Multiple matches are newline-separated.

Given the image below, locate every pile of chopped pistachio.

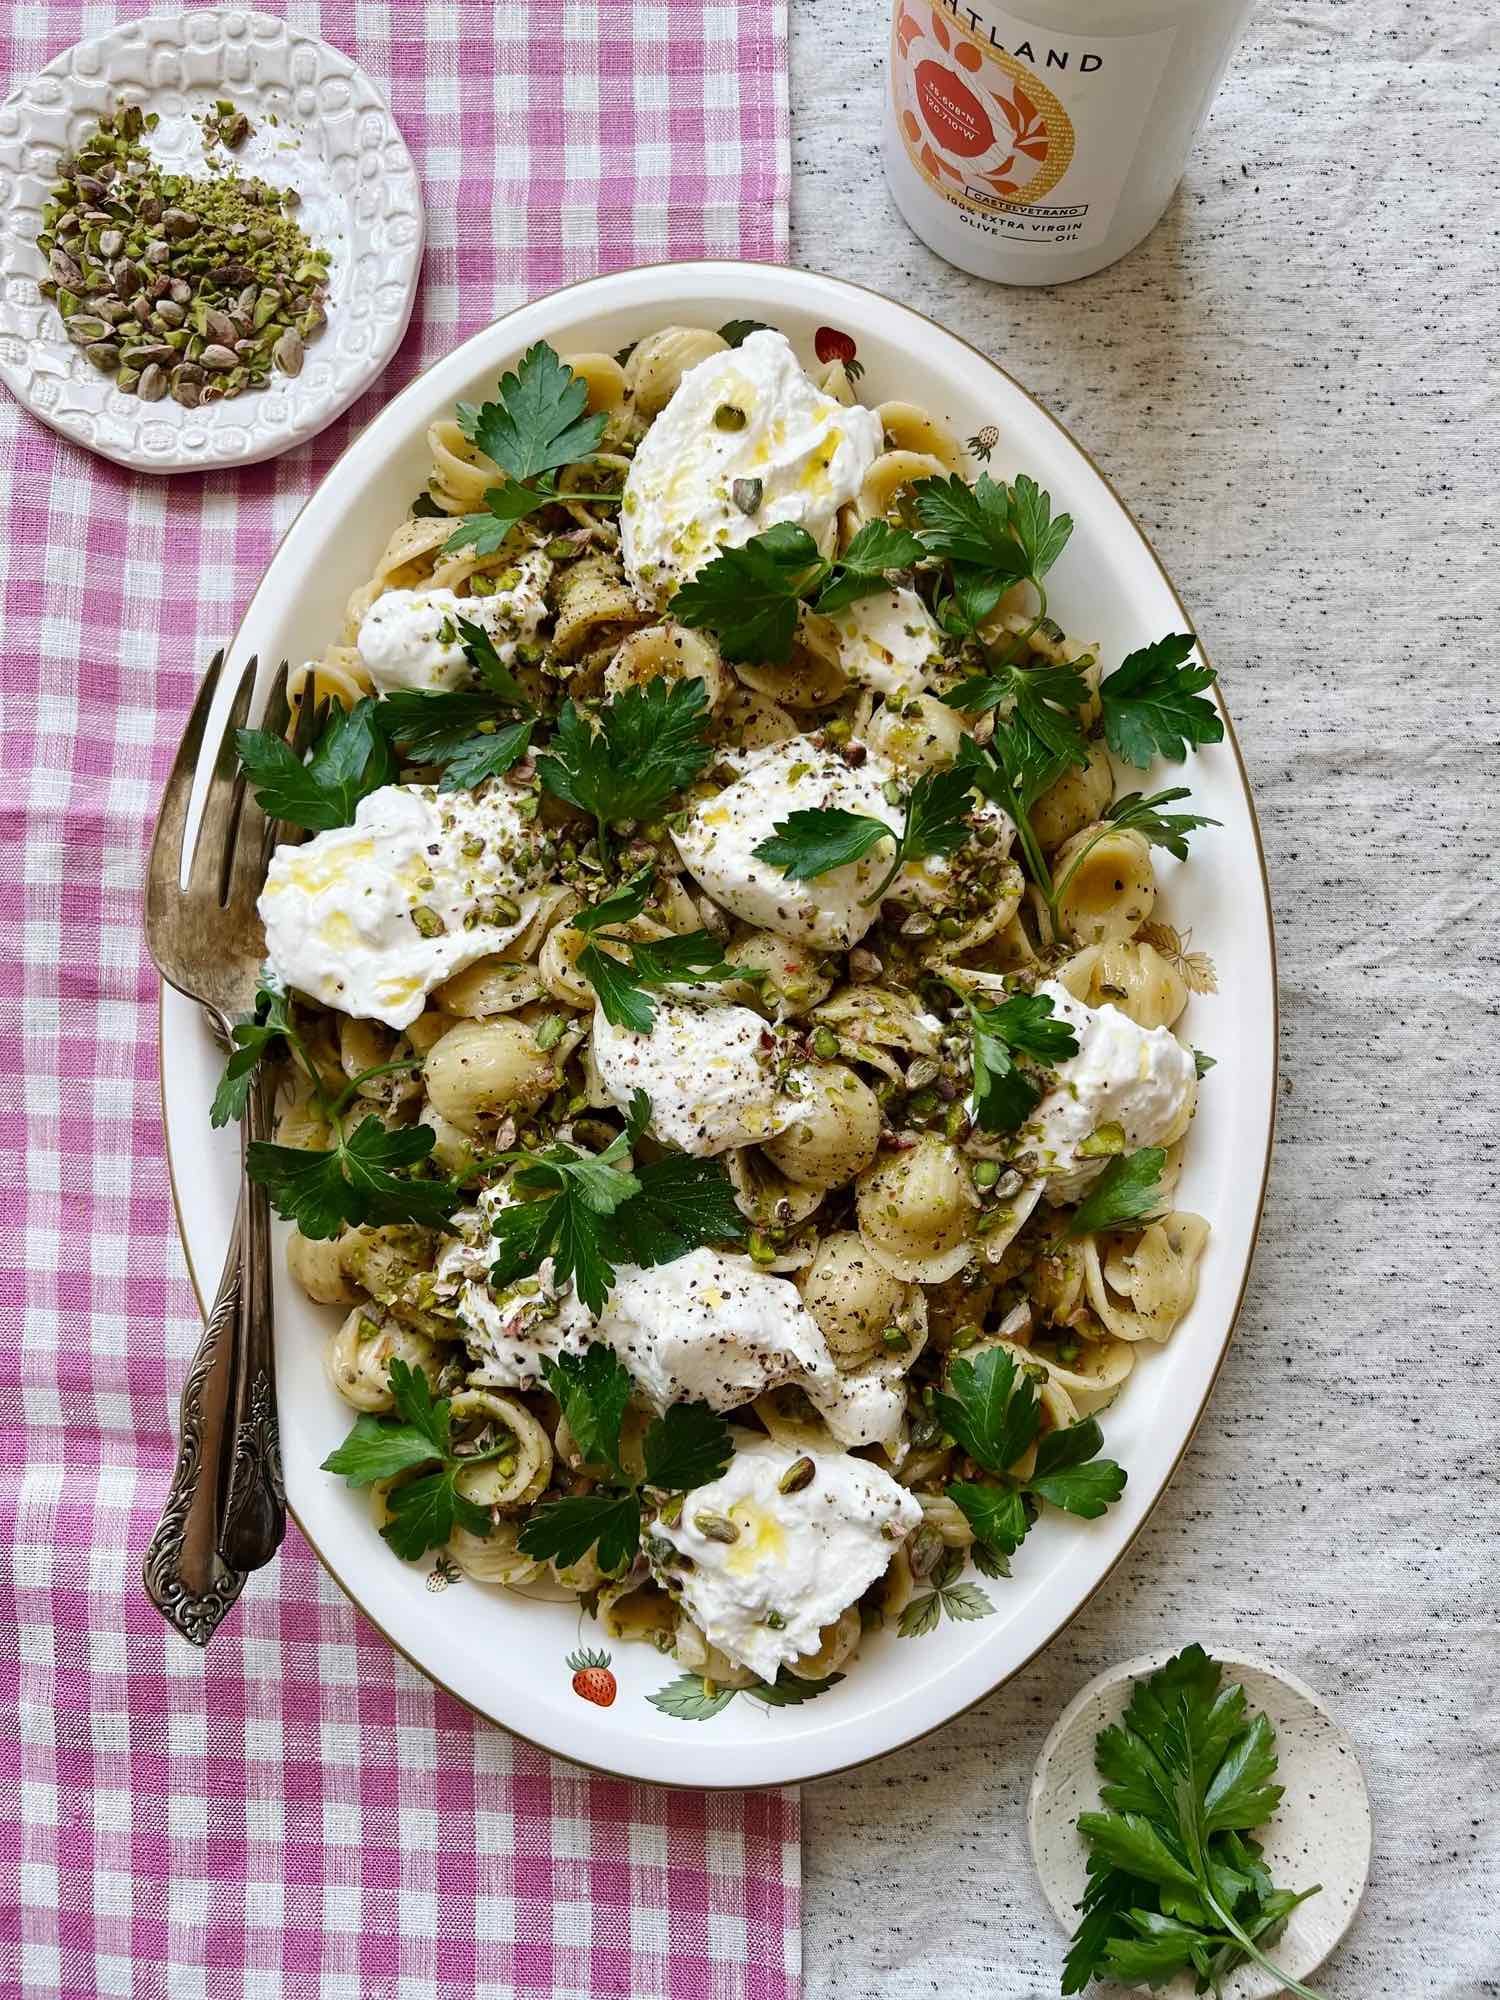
left=36, top=101, right=331, bottom=408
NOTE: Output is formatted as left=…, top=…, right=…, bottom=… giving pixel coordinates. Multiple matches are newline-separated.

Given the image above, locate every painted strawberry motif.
left=567, top=1648, right=617, bottom=1706
left=813, top=325, right=863, bottom=381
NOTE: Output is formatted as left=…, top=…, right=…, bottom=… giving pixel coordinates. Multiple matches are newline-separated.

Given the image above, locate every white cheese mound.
left=356, top=556, right=550, bottom=694
left=652, top=1436, right=922, bottom=1679
left=259, top=781, right=546, bottom=1030
left=435, top=1228, right=904, bottom=1449
left=591, top=996, right=797, bottom=1156
left=1026, top=979, right=1198, bottom=1200
left=620, top=330, right=882, bottom=604
left=827, top=586, right=944, bottom=696
left=671, top=736, right=905, bottom=949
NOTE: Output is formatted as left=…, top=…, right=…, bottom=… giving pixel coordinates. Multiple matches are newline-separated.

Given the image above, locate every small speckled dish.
left=0, top=7, right=423, bottom=473
left=1028, top=1651, right=1372, bottom=1998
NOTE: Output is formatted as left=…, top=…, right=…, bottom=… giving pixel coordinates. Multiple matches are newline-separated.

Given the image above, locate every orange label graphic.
left=893, top=5, right=1073, bottom=208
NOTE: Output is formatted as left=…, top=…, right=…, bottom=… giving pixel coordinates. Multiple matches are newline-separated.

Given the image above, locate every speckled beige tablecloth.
left=788, top=3, right=1499, bottom=1995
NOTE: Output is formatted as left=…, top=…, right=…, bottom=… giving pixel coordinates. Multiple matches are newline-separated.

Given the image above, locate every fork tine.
left=187, top=655, right=258, bottom=909
left=146, top=652, right=224, bottom=940
left=224, top=661, right=290, bottom=924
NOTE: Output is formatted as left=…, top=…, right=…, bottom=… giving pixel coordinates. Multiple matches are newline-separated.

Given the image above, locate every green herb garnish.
left=516, top=1341, right=735, bottom=1573
left=1099, top=633, right=1223, bottom=769
left=535, top=676, right=714, bottom=864
left=1062, top=1644, right=1322, bottom=1995
left=321, top=1357, right=512, bottom=1561
left=672, top=519, right=925, bottom=663
left=966, top=988, right=1080, bottom=1133
left=444, top=342, right=618, bottom=555
left=488, top=1089, right=744, bottom=1314
left=236, top=697, right=396, bottom=832
left=752, top=763, right=975, bottom=907
left=936, top=1346, right=1126, bottom=1571
left=1063, top=1147, right=1167, bottom=1239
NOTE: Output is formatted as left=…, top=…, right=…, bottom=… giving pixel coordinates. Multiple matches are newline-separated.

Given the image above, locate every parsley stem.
left=326, top=1056, right=425, bottom=1121
left=859, top=834, right=910, bottom=908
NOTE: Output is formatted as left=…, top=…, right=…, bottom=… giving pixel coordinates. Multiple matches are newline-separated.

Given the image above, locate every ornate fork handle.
left=142, top=1207, right=249, bottom=1645
left=217, top=1067, right=286, bottom=1571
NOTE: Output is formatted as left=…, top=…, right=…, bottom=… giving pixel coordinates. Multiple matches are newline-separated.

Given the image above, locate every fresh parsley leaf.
left=914, top=473, right=1030, bottom=575
left=967, top=988, right=1079, bottom=1134
left=247, top=1117, right=459, bottom=1239
left=1104, top=787, right=1220, bottom=861
left=934, top=1345, right=1041, bottom=1474
left=1100, top=633, right=1223, bottom=768
left=381, top=1467, right=491, bottom=1562
left=642, top=1402, right=734, bottom=1491
left=459, top=340, right=607, bottom=487
left=672, top=522, right=825, bottom=664
left=376, top=689, right=533, bottom=791
left=717, top=317, right=777, bottom=347
left=517, top=1490, right=642, bottom=1572
left=488, top=1098, right=741, bottom=1313
left=1029, top=1418, right=1127, bottom=1517
left=536, top=677, right=714, bottom=844
left=453, top=615, right=537, bottom=711
left=575, top=941, right=655, bottom=1033
left=571, top=867, right=654, bottom=934
left=948, top=1480, right=1030, bottom=1558
left=236, top=697, right=396, bottom=832
left=754, top=764, right=975, bottom=908
left=616, top=1155, right=747, bottom=1264
left=320, top=1357, right=506, bottom=1562
left=320, top=1409, right=445, bottom=1487
left=956, top=720, right=1073, bottom=835
left=443, top=480, right=555, bottom=557
left=1066, top=1645, right=1323, bottom=2000
left=210, top=982, right=294, bottom=1128
left=542, top=1342, right=634, bottom=1476
left=1006, top=472, right=1073, bottom=581
left=1060, top=1860, right=1139, bottom=1995
left=647, top=1673, right=739, bottom=1720
left=674, top=519, right=924, bottom=660
left=577, top=928, right=743, bottom=1032
left=1064, top=1146, right=1167, bottom=1238
left=812, top=519, right=926, bottom=615
left=942, top=659, right=1091, bottom=764
left=752, top=806, right=894, bottom=882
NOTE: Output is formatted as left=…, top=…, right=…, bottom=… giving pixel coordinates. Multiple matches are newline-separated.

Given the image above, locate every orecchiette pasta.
left=422, top=1019, right=557, bottom=1132
left=1053, top=823, right=1157, bottom=944
left=249, top=322, right=1221, bottom=1701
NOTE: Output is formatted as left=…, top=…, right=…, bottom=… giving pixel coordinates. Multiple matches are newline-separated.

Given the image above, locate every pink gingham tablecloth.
left=0, top=4, right=795, bottom=1996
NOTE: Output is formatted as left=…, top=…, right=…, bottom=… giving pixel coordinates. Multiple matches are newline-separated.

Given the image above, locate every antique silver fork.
left=142, top=652, right=295, bottom=1644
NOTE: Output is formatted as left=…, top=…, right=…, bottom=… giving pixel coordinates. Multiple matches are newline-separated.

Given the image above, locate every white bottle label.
left=890, top=3, right=1177, bottom=253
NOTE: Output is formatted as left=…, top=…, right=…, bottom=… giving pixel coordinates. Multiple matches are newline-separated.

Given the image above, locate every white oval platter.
left=159, top=261, right=1276, bottom=1788
left=0, top=7, right=422, bottom=473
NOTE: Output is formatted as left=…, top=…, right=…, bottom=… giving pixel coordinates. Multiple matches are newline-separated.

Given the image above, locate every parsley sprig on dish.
left=673, top=518, right=926, bottom=663
left=752, top=763, right=977, bottom=907
left=535, top=674, right=715, bottom=865
left=444, top=342, right=622, bottom=556
left=213, top=981, right=455, bottom=1237
left=321, top=1356, right=514, bottom=1561
left=1062, top=1644, right=1322, bottom=1996
left=515, top=1341, right=735, bottom=1573
left=938, top=1346, right=1126, bottom=1572
left=965, top=987, right=1080, bottom=1134
left=487, top=1089, right=746, bottom=1315
left=570, top=867, right=743, bottom=1032
left=375, top=617, right=536, bottom=790
left=236, top=697, right=396, bottom=831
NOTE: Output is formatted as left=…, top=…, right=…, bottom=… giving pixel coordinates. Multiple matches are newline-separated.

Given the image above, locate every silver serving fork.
left=142, top=652, right=299, bottom=1643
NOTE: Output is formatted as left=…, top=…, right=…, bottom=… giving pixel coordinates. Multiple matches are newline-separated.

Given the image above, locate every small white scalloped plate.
left=1029, top=1651, right=1372, bottom=1997
left=0, top=7, right=422, bottom=473
left=159, top=262, right=1278, bottom=1788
